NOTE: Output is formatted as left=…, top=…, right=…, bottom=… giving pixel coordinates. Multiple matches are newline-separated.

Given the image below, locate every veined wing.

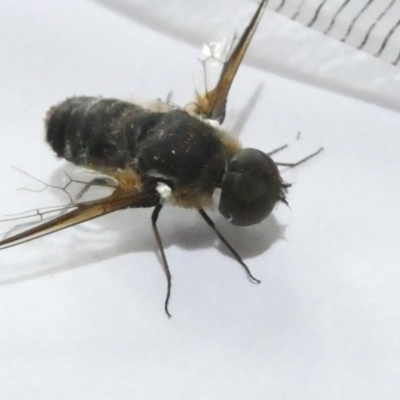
left=0, top=185, right=159, bottom=251
left=191, top=0, right=267, bottom=124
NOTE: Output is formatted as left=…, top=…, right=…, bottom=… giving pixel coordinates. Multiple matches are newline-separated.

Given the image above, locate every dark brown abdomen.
left=46, top=97, right=226, bottom=191
left=46, top=96, right=160, bottom=168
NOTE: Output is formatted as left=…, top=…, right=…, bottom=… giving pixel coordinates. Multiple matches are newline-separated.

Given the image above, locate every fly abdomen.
left=46, top=96, right=160, bottom=168
left=45, top=97, right=228, bottom=192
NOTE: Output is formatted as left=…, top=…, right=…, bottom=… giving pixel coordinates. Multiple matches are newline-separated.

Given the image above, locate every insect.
left=0, top=0, right=321, bottom=316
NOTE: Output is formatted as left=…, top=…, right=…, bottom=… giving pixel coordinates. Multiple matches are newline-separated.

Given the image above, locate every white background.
left=0, top=0, right=399, bottom=399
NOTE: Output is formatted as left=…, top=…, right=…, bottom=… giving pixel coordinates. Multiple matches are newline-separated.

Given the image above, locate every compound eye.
left=218, top=149, right=286, bottom=226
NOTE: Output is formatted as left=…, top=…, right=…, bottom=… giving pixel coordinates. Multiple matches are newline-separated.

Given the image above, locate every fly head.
left=219, top=148, right=289, bottom=226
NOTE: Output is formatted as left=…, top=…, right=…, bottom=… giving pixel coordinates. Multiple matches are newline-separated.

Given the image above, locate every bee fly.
left=0, top=0, right=321, bottom=316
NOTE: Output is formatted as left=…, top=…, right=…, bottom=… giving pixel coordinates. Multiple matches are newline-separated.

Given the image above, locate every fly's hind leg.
left=151, top=204, right=173, bottom=318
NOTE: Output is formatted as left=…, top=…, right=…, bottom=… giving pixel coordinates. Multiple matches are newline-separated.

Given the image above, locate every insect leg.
left=198, top=209, right=260, bottom=284
left=275, top=147, right=323, bottom=168
left=267, top=144, right=289, bottom=156
left=151, top=204, right=172, bottom=318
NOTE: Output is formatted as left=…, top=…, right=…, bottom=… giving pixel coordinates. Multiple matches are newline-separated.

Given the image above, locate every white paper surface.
left=97, top=0, right=400, bottom=113
left=0, top=0, right=399, bottom=399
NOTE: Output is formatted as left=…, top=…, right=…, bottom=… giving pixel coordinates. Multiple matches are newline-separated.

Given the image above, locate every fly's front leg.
left=199, top=209, right=260, bottom=284
left=275, top=147, right=323, bottom=168
left=267, top=144, right=289, bottom=156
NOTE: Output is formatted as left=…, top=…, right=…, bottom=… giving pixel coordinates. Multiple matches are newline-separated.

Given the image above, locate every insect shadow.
left=46, top=165, right=285, bottom=261
left=0, top=160, right=285, bottom=289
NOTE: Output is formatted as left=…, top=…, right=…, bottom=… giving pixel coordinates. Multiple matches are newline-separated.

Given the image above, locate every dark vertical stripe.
left=276, top=0, right=286, bottom=12
left=307, top=0, right=328, bottom=28
left=358, top=0, right=396, bottom=50
left=392, top=49, right=400, bottom=65
left=341, top=0, right=375, bottom=41
left=375, top=18, right=400, bottom=56
left=325, top=0, right=351, bottom=34
left=291, top=0, right=306, bottom=20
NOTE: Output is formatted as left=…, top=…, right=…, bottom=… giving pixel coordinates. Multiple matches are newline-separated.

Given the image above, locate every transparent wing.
left=190, top=0, right=267, bottom=123
left=0, top=183, right=159, bottom=251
